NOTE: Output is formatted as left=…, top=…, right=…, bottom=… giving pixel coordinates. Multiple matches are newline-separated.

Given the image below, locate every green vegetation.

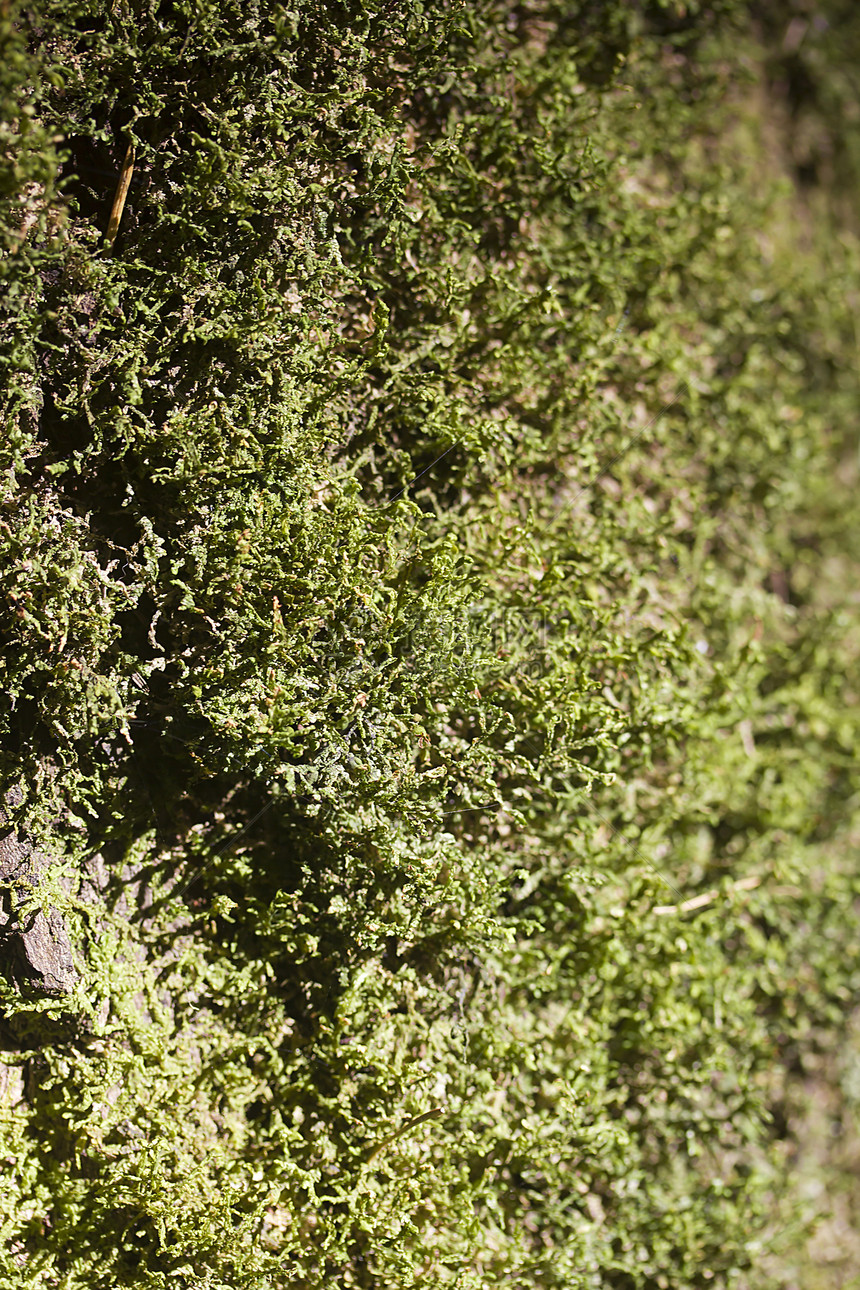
left=1, top=1, right=859, bottom=1285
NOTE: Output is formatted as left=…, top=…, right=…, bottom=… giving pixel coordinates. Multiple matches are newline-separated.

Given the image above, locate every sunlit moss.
left=1, top=2, right=859, bottom=1286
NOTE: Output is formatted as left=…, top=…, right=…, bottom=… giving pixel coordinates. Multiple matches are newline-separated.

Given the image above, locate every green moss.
left=1, top=1, right=859, bottom=1286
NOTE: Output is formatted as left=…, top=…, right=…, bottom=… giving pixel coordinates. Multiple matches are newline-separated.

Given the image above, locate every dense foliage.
left=1, top=1, right=859, bottom=1286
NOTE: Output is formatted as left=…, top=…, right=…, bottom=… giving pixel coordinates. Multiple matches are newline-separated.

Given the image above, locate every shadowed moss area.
left=1, top=2, right=859, bottom=1286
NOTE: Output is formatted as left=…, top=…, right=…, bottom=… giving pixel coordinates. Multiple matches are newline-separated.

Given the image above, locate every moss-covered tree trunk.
left=2, top=2, right=860, bottom=1286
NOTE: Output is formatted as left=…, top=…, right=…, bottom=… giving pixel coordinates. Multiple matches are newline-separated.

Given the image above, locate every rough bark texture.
left=0, top=787, right=79, bottom=995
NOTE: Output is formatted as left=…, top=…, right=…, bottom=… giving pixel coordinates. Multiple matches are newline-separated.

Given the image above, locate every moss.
left=1, top=1, right=860, bottom=1286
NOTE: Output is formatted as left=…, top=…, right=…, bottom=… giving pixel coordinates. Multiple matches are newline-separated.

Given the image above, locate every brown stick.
left=105, top=142, right=135, bottom=249
left=653, top=873, right=763, bottom=916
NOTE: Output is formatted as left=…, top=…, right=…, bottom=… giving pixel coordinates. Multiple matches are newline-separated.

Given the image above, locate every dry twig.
left=654, top=873, right=762, bottom=916
left=105, top=142, right=135, bottom=249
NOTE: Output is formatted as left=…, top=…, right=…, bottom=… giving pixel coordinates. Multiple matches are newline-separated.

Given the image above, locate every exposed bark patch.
left=0, top=789, right=79, bottom=996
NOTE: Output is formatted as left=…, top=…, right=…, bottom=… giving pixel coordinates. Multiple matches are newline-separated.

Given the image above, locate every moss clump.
left=1, top=2, right=859, bottom=1286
